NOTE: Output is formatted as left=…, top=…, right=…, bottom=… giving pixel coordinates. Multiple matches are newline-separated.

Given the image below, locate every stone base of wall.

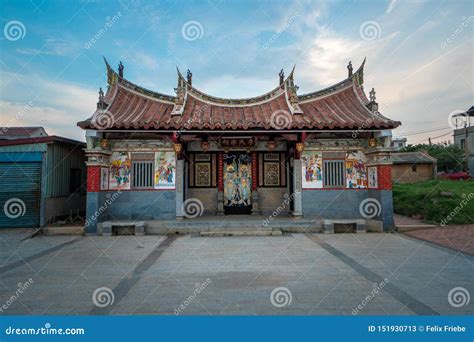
left=302, top=189, right=394, bottom=231
left=85, top=190, right=176, bottom=234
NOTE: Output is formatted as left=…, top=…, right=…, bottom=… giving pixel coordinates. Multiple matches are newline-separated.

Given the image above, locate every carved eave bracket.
left=85, top=149, right=113, bottom=167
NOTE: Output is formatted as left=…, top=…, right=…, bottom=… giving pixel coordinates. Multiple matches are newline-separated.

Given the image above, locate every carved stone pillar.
left=175, top=159, right=185, bottom=219
left=216, top=152, right=225, bottom=215
left=251, top=151, right=259, bottom=215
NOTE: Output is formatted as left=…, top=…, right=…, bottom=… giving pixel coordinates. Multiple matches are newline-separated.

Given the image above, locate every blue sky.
left=0, top=0, right=472, bottom=142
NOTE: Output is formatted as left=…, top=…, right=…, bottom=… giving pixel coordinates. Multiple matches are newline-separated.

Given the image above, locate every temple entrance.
left=223, top=152, right=252, bottom=215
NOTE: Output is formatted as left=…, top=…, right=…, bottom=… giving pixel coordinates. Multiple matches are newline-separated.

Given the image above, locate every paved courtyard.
left=0, top=230, right=472, bottom=315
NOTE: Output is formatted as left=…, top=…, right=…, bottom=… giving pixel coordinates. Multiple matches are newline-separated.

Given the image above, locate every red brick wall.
left=87, top=165, right=101, bottom=192
left=378, top=165, right=392, bottom=190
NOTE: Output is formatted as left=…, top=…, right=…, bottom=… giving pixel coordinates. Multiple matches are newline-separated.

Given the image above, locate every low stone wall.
left=302, top=189, right=394, bottom=230
left=258, top=188, right=289, bottom=216
left=85, top=190, right=175, bottom=233
left=187, top=188, right=218, bottom=215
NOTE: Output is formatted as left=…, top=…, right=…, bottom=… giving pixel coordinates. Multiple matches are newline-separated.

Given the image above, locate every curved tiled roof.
left=77, top=59, right=401, bottom=131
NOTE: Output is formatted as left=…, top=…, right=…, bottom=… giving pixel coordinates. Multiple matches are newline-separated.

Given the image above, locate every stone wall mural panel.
left=154, top=151, right=176, bottom=189
left=346, top=151, right=367, bottom=188
left=302, top=151, right=323, bottom=189
left=109, top=152, right=131, bottom=190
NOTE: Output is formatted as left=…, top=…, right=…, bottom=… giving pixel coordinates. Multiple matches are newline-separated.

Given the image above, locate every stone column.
left=366, top=148, right=394, bottom=230
left=175, top=159, right=185, bottom=219
left=216, top=152, right=225, bottom=215
left=84, top=144, right=111, bottom=234
left=291, top=158, right=303, bottom=217
left=251, top=151, right=259, bottom=215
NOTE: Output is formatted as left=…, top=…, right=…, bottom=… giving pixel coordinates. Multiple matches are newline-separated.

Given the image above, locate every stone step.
left=43, top=226, right=84, bottom=235
left=200, top=229, right=283, bottom=237
left=162, top=220, right=321, bottom=229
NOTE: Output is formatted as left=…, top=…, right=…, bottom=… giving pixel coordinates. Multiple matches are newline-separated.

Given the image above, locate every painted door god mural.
left=223, top=153, right=252, bottom=214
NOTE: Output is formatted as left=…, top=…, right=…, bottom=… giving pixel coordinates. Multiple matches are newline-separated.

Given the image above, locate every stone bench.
left=323, top=219, right=366, bottom=234
left=102, top=221, right=146, bottom=236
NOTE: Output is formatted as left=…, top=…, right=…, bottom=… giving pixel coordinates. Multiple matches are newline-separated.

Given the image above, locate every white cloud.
left=0, top=71, right=96, bottom=141
left=16, top=38, right=80, bottom=57
left=386, top=0, right=398, bottom=14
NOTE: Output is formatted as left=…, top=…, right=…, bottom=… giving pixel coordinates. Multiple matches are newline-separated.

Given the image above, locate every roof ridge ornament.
left=368, top=87, right=378, bottom=112
left=347, top=61, right=353, bottom=78
left=284, top=66, right=303, bottom=115
left=97, top=87, right=107, bottom=110
left=187, top=69, right=192, bottom=86
left=118, top=61, right=124, bottom=78
left=279, top=69, right=285, bottom=87
left=172, top=67, right=188, bottom=116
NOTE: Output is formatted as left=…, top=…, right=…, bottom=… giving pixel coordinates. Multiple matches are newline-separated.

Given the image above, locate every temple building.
left=78, top=58, right=401, bottom=235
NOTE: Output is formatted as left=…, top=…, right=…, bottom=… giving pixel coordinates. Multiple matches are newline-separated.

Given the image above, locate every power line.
left=393, top=126, right=451, bottom=137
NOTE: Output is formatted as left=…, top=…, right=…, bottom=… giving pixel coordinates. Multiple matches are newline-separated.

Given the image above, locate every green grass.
left=393, top=180, right=474, bottom=225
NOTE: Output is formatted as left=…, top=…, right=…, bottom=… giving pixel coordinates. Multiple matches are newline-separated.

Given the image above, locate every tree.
left=400, top=143, right=466, bottom=172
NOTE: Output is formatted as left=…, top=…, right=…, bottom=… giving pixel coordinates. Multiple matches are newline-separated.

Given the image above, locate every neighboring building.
left=453, top=106, right=474, bottom=176
left=77, top=59, right=401, bottom=234
left=391, top=152, right=437, bottom=183
left=0, top=133, right=86, bottom=228
left=391, top=137, right=407, bottom=150
left=0, top=127, right=48, bottom=140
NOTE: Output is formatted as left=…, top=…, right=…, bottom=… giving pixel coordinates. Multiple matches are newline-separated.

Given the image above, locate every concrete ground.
left=0, top=230, right=472, bottom=315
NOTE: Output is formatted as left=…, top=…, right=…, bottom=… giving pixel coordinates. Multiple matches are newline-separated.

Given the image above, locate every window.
left=411, top=164, right=417, bottom=172
left=258, top=153, right=287, bottom=187
left=188, top=153, right=217, bottom=188
left=323, top=160, right=345, bottom=188
left=131, top=153, right=154, bottom=189
left=69, top=168, right=82, bottom=193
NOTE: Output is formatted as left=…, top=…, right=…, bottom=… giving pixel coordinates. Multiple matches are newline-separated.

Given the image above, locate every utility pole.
left=465, top=123, right=469, bottom=173
left=428, top=137, right=432, bottom=146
